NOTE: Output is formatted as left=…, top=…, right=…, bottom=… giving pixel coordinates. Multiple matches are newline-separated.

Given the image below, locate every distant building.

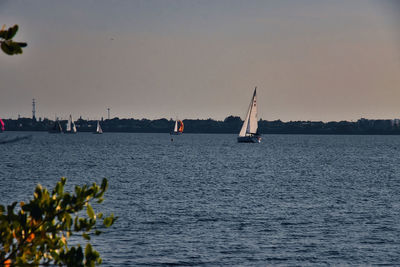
left=391, top=119, right=399, bottom=127
left=32, top=98, right=36, bottom=121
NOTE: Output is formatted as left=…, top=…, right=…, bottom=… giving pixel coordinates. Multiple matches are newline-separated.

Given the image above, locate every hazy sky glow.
left=0, top=0, right=399, bottom=121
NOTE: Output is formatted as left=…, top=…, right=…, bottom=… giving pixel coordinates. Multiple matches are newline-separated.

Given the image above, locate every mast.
left=32, top=98, right=36, bottom=121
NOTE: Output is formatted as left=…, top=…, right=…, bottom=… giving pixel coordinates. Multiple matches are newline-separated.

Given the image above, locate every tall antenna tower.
left=107, top=108, right=110, bottom=120
left=32, top=98, right=36, bottom=121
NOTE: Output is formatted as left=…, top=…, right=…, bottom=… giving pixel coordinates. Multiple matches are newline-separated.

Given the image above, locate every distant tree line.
left=2, top=116, right=400, bottom=134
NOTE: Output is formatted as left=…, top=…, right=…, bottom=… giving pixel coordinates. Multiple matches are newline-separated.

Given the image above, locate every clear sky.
left=0, top=0, right=399, bottom=121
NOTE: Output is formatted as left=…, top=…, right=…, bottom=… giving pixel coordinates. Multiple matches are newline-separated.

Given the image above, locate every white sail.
left=96, top=121, right=103, bottom=133
left=72, top=122, right=77, bottom=133
left=66, top=115, right=72, bottom=132
left=248, top=89, right=258, bottom=134
left=239, top=105, right=251, bottom=137
left=239, top=88, right=258, bottom=137
left=173, top=120, right=178, bottom=133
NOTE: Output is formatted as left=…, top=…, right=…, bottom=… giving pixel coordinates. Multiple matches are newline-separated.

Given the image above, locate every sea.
left=1, top=132, right=400, bottom=266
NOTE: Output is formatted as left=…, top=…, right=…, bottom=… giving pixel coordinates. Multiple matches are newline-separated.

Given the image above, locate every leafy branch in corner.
left=0, top=177, right=117, bottom=266
left=0, top=24, right=27, bottom=55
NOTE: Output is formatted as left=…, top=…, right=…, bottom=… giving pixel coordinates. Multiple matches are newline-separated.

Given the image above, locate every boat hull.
left=237, top=135, right=261, bottom=143
left=170, top=132, right=182, bottom=135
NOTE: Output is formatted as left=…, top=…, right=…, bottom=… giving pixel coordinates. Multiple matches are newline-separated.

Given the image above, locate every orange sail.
left=178, top=120, right=184, bottom=133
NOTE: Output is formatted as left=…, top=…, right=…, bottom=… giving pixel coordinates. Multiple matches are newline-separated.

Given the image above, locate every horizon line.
left=2, top=115, right=399, bottom=124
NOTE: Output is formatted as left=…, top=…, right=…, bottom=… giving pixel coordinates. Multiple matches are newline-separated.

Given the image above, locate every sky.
left=0, top=0, right=399, bottom=121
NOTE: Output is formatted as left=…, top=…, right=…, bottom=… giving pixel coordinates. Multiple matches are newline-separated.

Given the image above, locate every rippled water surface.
left=1, top=132, right=400, bottom=265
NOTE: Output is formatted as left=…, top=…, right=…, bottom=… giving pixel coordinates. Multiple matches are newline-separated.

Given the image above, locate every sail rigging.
left=239, top=87, right=258, bottom=137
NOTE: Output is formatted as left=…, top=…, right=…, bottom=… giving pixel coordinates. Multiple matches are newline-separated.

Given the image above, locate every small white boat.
left=93, top=121, right=103, bottom=134
left=170, top=119, right=184, bottom=135
left=237, top=87, right=261, bottom=143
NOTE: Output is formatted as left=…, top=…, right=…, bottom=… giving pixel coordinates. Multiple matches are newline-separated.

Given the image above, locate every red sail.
left=178, top=120, right=184, bottom=132
left=0, top=118, right=4, bottom=131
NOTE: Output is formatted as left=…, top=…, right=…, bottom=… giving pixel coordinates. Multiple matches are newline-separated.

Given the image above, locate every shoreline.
left=3, top=130, right=400, bottom=136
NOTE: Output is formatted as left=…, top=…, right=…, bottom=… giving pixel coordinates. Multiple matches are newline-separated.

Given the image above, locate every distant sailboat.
left=93, top=121, right=103, bottom=134
left=65, top=115, right=77, bottom=134
left=237, top=87, right=261, bottom=143
left=49, top=119, right=63, bottom=134
left=170, top=119, right=184, bottom=135
left=0, top=118, right=4, bottom=133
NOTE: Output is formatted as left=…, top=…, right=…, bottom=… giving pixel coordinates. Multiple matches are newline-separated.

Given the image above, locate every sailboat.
left=0, top=118, right=4, bottom=133
left=49, top=119, right=63, bottom=134
left=65, top=115, right=77, bottom=134
left=93, top=121, right=103, bottom=134
left=237, top=87, right=261, bottom=143
left=170, top=119, right=184, bottom=135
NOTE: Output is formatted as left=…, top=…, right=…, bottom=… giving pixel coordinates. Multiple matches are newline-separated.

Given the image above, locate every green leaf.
left=86, top=204, right=95, bottom=219
left=84, top=243, right=92, bottom=256
left=103, top=214, right=115, bottom=227
left=94, top=230, right=102, bottom=235
left=0, top=30, right=7, bottom=39
left=74, top=216, right=80, bottom=231
left=103, top=216, right=112, bottom=227
left=65, top=213, right=72, bottom=229
left=76, top=246, right=84, bottom=264
left=6, top=25, right=18, bottom=40
left=16, top=42, right=27, bottom=47
left=1, top=41, right=13, bottom=55
left=75, top=186, right=81, bottom=196
left=100, top=178, right=108, bottom=191
left=82, top=233, right=90, bottom=240
left=84, top=243, right=99, bottom=267
left=11, top=42, right=23, bottom=54
left=1, top=40, right=24, bottom=55
left=55, top=180, right=64, bottom=196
